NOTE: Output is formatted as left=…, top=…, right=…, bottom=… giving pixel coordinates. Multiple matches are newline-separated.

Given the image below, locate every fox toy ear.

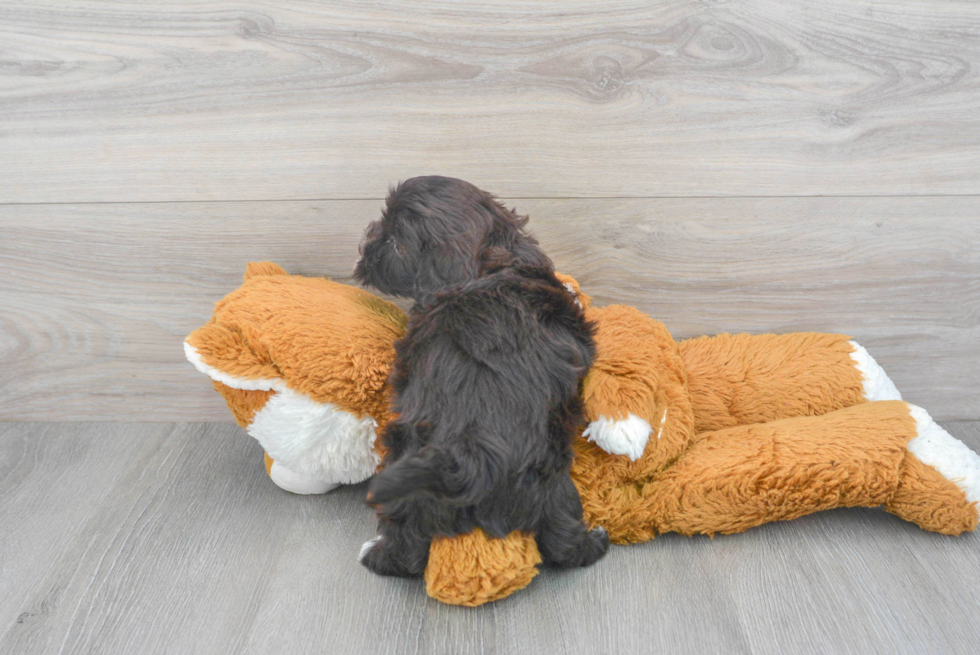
left=244, top=261, right=288, bottom=281
left=553, top=272, right=592, bottom=310
left=184, top=322, right=280, bottom=389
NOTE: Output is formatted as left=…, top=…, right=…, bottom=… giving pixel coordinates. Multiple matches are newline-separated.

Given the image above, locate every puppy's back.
left=372, top=268, right=595, bottom=507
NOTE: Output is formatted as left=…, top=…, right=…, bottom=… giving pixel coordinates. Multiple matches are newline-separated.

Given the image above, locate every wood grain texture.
left=1, top=421, right=979, bottom=654
left=2, top=197, right=978, bottom=421
left=1, top=0, right=979, bottom=202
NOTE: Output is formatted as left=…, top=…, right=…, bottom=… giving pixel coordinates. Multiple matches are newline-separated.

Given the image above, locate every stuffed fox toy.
left=186, top=262, right=980, bottom=606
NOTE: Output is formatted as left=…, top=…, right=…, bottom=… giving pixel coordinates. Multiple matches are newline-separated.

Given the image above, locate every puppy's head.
left=354, top=176, right=551, bottom=302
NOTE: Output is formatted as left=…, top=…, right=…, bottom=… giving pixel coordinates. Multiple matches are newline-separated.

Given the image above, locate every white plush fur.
left=249, top=387, right=380, bottom=485
left=562, top=282, right=583, bottom=309
left=269, top=460, right=340, bottom=495
left=184, top=341, right=285, bottom=393
left=907, top=405, right=980, bottom=505
left=184, top=341, right=380, bottom=489
left=848, top=341, right=902, bottom=401
left=583, top=413, right=652, bottom=461
left=358, top=536, right=382, bottom=562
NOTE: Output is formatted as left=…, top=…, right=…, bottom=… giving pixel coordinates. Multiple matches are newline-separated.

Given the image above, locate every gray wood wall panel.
left=1, top=197, right=978, bottom=421
left=2, top=421, right=979, bottom=654
left=1, top=1, right=979, bottom=202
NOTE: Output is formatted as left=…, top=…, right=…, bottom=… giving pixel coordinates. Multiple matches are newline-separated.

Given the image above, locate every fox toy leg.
left=213, top=383, right=337, bottom=494
left=210, top=381, right=381, bottom=495
left=678, top=333, right=899, bottom=433
left=262, top=453, right=340, bottom=495
left=642, top=401, right=979, bottom=538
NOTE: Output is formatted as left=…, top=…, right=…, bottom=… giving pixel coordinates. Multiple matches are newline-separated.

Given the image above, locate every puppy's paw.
left=581, top=527, right=610, bottom=567
left=359, top=536, right=425, bottom=578
left=358, top=535, right=383, bottom=563
left=359, top=535, right=397, bottom=576
left=582, top=414, right=652, bottom=461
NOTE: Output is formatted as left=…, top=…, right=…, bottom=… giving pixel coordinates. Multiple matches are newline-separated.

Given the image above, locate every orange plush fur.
left=188, top=261, right=405, bottom=420
left=187, top=264, right=978, bottom=607
left=188, top=261, right=404, bottom=460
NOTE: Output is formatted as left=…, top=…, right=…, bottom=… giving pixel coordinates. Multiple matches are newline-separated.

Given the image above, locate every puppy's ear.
left=480, top=230, right=552, bottom=273
left=480, top=203, right=553, bottom=272
left=479, top=246, right=514, bottom=275
left=412, top=243, right=480, bottom=301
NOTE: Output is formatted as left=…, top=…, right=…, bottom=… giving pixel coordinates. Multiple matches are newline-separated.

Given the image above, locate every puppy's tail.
left=367, top=445, right=495, bottom=507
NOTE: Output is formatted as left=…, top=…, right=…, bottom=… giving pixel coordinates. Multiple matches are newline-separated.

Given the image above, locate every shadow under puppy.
left=353, top=175, right=609, bottom=577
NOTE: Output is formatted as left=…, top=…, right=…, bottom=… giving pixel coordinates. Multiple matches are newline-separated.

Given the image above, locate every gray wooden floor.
left=2, top=421, right=979, bottom=655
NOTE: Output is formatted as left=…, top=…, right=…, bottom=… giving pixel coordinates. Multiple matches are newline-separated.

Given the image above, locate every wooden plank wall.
left=2, top=0, right=979, bottom=201
left=1, top=1, right=978, bottom=421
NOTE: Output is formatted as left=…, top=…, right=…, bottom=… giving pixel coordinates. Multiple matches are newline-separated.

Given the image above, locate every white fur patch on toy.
left=907, top=405, right=980, bottom=505
left=848, top=341, right=902, bottom=401
left=358, top=536, right=382, bottom=562
left=269, top=460, right=341, bottom=495
left=562, top=282, right=583, bottom=309
left=249, top=388, right=380, bottom=485
left=184, top=341, right=285, bottom=393
left=184, top=341, right=380, bottom=488
left=583, top=413, right=652, bottom=461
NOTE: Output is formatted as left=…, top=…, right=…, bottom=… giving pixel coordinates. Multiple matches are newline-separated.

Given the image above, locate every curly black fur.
left=353, top=176, right=609, bottom=577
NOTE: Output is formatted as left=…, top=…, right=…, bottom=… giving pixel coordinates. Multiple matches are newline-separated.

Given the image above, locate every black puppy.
left=353, top=176, right=608, bottom=577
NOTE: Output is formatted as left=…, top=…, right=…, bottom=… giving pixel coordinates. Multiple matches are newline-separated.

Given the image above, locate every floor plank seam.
left=3, top=192, right=980, bottom=207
